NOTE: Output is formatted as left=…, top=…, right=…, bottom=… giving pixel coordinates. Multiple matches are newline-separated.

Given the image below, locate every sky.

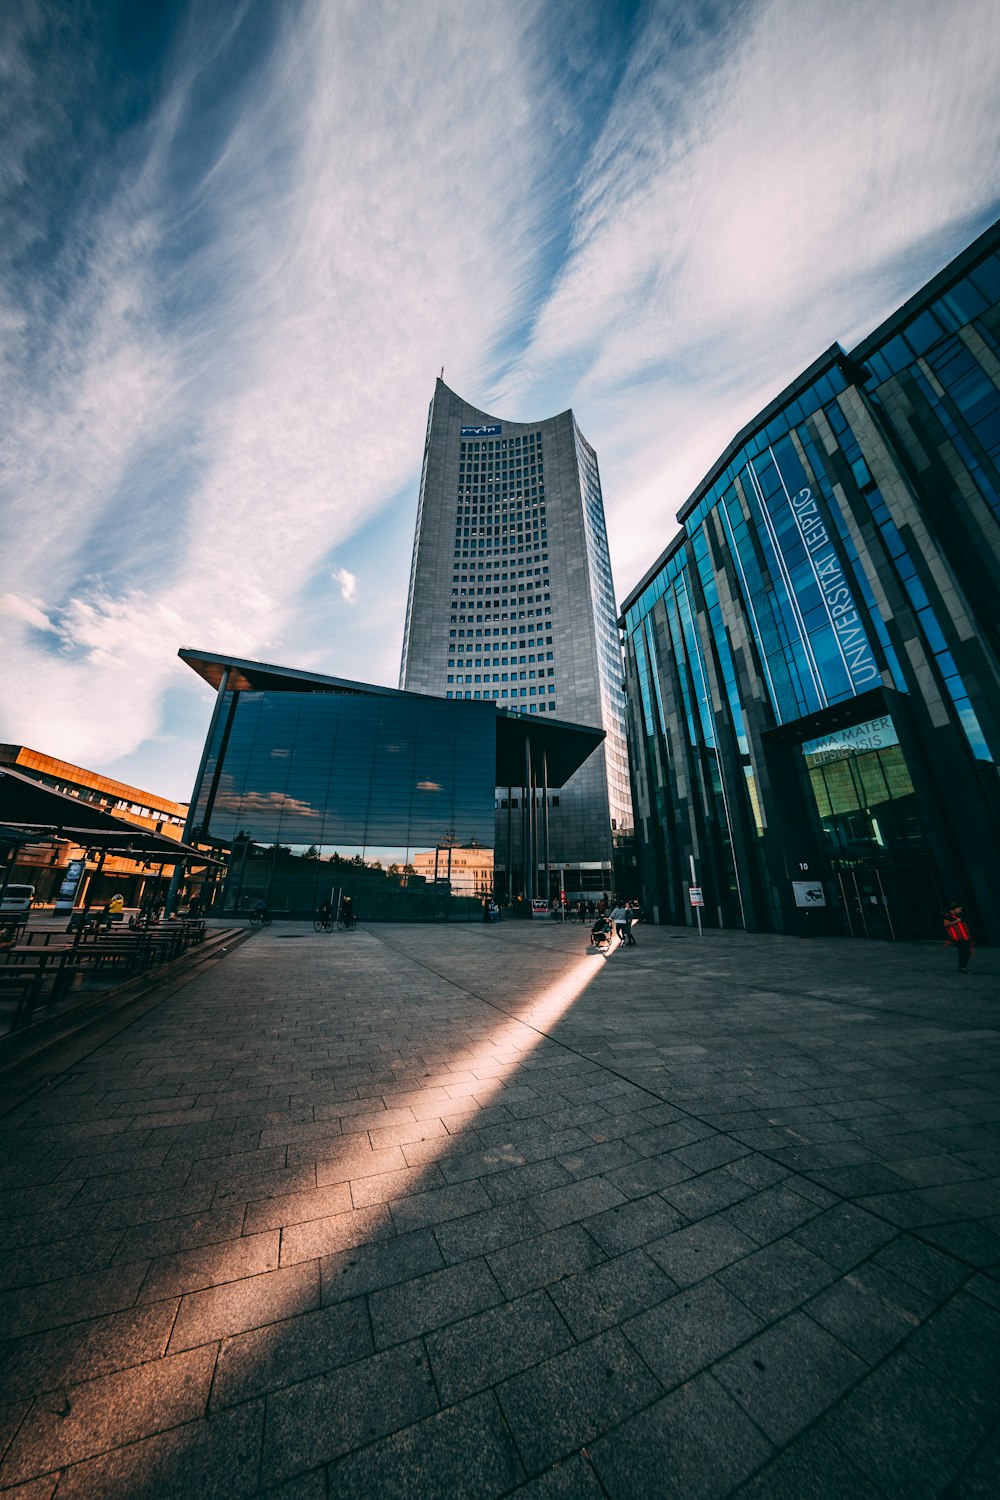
left=2, top=0, right=999, bottom=803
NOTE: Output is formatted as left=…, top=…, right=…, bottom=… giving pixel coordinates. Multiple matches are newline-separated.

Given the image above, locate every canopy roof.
left=0, top=767, right=217, bottom=864
left=180, top=649, right=604, bottom=789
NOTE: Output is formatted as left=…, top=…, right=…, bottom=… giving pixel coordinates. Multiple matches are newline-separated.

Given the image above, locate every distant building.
left=409, top=843, right=494, bottom=897
left=0, top=744, right=187, bottom=909
left=179, top=650, right=603, bottom=916
left=620, top=219, right=1000, bottom=942
left=399, top=379, right=632, bottom=899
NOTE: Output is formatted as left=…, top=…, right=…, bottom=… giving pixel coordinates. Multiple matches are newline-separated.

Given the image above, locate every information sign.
left=792, top=881, right=826, bottom=907
left=689, top=886, right=704, bottom=907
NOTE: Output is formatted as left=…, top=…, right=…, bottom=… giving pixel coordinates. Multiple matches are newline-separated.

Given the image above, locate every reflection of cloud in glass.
left=214, top=789, right=319, bottom=819
left=416, top=780, right=442, bottom=791
left=270, top=748, right=291, bottom=758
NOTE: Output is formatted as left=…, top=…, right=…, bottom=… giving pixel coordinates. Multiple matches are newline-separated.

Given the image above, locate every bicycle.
left=249, top=908, right=272, bottom=929
left=313, top=913, right=334, bottom=932
left=337, top=910, right=357, bottom=932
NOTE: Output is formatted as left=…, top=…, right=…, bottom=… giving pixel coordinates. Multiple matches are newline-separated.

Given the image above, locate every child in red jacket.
left=943, top=906, right=974, bottom=974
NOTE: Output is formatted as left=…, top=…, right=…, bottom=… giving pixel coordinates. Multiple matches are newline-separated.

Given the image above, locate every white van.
left=0, top=884, right=35, bottom=914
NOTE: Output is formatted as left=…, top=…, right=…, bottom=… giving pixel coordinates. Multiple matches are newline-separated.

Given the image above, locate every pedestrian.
left=611, top=903, right=628, bottom=943
left=590, top=913, right=611, bottom=950
left=578, top=900, right=587, bottom=923
left=943, top=905, right=974, bottom=974
left=625, top=902, right=639, bottom=945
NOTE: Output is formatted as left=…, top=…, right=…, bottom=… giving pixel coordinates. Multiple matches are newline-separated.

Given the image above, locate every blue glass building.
left=179, top=651, right=603, bottom=917
left=621, top=221, right=1000, bottom=942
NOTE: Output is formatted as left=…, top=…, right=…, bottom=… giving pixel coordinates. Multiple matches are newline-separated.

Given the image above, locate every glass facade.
left=193, top=685, right=497, bottom=919
left=622, top=220, right=1000, bottom=942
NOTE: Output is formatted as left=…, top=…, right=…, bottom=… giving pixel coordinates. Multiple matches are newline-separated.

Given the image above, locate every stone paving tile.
left=949, top=1424, right=1000, bottom=1499
left=50, top=1402, right=264, bottom=1500
left=915, top=1216, right=1000, bottom=1267
left=805, top=1259, right=934, bottom=1364
left=0, top=1262, right=148, bottom=1342
left=326, top=1390, right=524, bottom=1499
left=320, top=1227, right=443, bottom=1303
left=0, top=1399, right=31, bottom=1468
left=528, top=1174, right=627, bottom=1231
left=645, top=1212, right=759, bottom=1288
left=481, top=1158, right=574, bottom=1203
left=623, top=1276, right=763, bottom=1388
left=724, top=1183, right=823, bottom=1246
left=548, top=1247, right=678, bottom=1340
left=0, top=1345, right=216, bottom=1486
left=871, top=1231, right=970, bottom=1298
left=717, top=1236, right=841, bottom=1319
left=487, top=1223, right=607, bottom=1298
left=0, top=1231, right=122, bottom=1296
left=0, top=1476, right=59, bottom=1499
left=500, top=1451, right=605, bottom=1496
left=903, top=1289, right=1000, bottom=1391
left=0, top=1300, right=179, bottom=1402
left=211, top=1298, right=373, bottom=1407
left=661, top=1165, right=757, bottom=1218
left=581, top=1191, right=685, bottom=1254
left=732, top=1425, right=882, bottom=1498
left=168, top=1259, right=319, bottom=1351
left=369, top=1258, right=503, bottom=1349
left=432, top=1199, right=545, bottom=1264
left=713, top=1309, right=868, bottom=1444
left=425, top=1289, right=573, bottom=1405
left=279, top=1202, right=392, bottom=1263
left=815, top=1351, right=995, bottom=1498
left=589, top=1371, right=774, bottom=1499
left=261, top=1338, right=438, bottom=1486
left=497, top=1327, right=663, bottom=1476
left=139, top=1229, right=280, bottom=1301
left=112, top=1203, right=248, bottom=1263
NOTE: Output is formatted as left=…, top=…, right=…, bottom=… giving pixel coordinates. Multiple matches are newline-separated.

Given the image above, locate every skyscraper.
left=400, top=379, right=631, bottom=896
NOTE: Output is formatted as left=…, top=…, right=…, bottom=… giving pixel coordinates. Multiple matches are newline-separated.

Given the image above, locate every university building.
left=620, top=220, right=1000, bottom=942
left=400, top=379, right=632, bottom=897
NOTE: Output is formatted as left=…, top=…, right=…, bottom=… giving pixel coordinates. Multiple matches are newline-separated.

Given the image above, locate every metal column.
left=166, top=665, right=232, bottom=915
left=542, top=747, right=550, bottom=903
left=506, top=788, right=513, bottom=903
left=523, top=737, right=532, bottom=900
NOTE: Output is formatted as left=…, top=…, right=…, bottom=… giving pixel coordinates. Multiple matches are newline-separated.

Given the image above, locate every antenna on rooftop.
left=440, top=367, right=444, bottom=379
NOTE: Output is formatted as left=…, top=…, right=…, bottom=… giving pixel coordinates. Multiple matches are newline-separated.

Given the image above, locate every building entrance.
left=830, top=854, right=942, bottom=941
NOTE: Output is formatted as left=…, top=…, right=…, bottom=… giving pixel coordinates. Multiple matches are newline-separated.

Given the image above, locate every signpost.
left=689, top=854, right=703, bottom=937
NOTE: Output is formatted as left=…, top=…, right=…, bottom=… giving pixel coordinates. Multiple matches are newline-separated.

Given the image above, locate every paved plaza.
left=0, top=920, right=998, bottom=1497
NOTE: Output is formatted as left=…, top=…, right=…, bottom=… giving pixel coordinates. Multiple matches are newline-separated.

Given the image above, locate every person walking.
left=943, top=905, right=974, bottom=974
left=625, top=902, right=639, bottom=945
left=611, top=903, right=628, bottom=944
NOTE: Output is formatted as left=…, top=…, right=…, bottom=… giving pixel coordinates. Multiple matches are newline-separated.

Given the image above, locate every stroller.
left=589, top=915, right=611, bottom=950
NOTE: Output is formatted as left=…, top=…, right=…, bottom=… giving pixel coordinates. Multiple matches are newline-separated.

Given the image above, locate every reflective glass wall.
left=621, top=221, right=1000, bottom=941
left=193, top=690, right=496, bottom=919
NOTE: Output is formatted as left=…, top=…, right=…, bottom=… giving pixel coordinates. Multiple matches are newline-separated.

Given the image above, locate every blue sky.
left=2, top=0, right=999, bottom=803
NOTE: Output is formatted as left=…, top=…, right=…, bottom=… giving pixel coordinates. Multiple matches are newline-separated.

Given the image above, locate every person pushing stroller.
left=590, top=912, right=612, bottom=950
